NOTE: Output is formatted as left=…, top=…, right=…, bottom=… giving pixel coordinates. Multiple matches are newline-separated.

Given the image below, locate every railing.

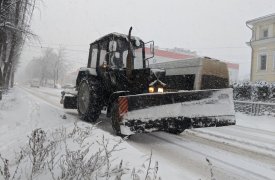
left=234, top=100, right=275, bottom=116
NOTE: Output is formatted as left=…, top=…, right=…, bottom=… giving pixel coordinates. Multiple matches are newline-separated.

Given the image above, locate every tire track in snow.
left=183, top=129, right=275, bottom=165
left=33, top=88, right=62, bottom=98
left=19, top=86, right=63, bottom=109
left=232, top=125, right=275, bottom=137
left=28, top=99, right=40, bottom=128
left=149, top=132, right=275, bottom=180
left=207, top=125, right=275, bottom=144
left=187, top=128, right=275, bottom=155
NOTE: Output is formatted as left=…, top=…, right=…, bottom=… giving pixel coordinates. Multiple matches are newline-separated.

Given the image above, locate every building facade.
left=246, top=13, right=275, bottom=83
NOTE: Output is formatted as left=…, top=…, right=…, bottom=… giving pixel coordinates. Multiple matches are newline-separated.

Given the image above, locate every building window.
left=263, top=29, right=268, bottom=38
left=258, top=54, right=267, bottom=70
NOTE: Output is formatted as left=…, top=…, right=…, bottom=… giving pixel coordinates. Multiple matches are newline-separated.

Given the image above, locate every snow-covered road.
left=1, top=86, right=275, bottom=180
left=128, top=128, right=275, bottom=180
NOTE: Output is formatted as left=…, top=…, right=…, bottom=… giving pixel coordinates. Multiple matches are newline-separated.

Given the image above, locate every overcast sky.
left=20, top=0, right=275, bottom=79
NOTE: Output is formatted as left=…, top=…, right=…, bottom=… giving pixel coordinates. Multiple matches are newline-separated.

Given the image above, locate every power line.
left=191, top=46, right=250, bottom=50
left=24, top=44, right=89, bottom=53
left=27, top=42, right=89, bottom=47
left=26, top=41, right=250, bottom=50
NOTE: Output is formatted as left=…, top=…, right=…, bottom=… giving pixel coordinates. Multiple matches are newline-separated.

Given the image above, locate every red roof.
left=145, top=47, right=194, bottom=60
left=226, top=62, right=239, bottom=69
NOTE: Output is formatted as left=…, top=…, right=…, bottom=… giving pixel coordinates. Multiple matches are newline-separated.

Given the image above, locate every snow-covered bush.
left=269, top=83, right=275, bottom=102
left=0, top=123, right=161, bottom=180
left=251, top=81, right=270, bottom=102
left=233, top=81, right=252, bottom=100
left=233, top=81, right=275, bottom=102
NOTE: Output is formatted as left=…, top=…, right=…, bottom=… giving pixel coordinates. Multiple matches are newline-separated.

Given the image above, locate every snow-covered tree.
left=0, top=0, right=38, bottom=90
left=24, top=47, right=68, bottom=87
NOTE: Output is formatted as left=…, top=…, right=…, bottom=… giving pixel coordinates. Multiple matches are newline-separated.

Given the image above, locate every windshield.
left=122, top=47, right=143, bottom=69
left=108, top=40, right=144, bottom=69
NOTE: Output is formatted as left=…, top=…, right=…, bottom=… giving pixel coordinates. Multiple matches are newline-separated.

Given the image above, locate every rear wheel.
left=77, top=78, right=102, bottom=122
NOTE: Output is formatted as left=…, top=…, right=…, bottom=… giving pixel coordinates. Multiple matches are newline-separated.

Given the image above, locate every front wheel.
left=111, top=103, right=121, bottom=135
left=111, top=103, right=125, bottom=137
left=165, top=119, right=187, bottom=134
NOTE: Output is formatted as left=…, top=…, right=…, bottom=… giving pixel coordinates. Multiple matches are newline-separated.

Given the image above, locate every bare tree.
left=53, top=46, right=66, bottom=88
left=24, top=47, right=68, bottom=87
left=0, top=0, right=38, bottom=90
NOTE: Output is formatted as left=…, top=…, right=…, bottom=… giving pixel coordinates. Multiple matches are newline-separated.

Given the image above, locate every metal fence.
left=234, top=101, right=275, bottom=116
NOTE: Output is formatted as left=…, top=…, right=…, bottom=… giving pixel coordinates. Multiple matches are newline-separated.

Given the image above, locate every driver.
left=110, top=52, right=124, bottom=69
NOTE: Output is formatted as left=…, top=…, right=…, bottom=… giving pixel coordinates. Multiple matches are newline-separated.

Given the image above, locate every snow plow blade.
left=115, top=88, right=235, bottom=135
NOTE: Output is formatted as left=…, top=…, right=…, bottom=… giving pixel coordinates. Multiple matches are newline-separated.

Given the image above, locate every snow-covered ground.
left=1, top=86, right=275, bottom=180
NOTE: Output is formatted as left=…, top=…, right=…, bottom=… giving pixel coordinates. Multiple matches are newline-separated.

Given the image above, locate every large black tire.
left=166, top=124, right=184, bottom=134
left=165, top=118, right=188, bottom=134
left=111, top=103, right=122, bottom=136
left=77, top=78, right=103, bottom=122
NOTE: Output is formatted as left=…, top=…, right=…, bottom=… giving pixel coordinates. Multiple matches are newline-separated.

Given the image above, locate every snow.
left=186, top=125, right=275, bottom=158
left=123, top=88, right=235, bottom=122
left=119, top=125, right=133, bottom=135
left=237, top=112, right=275, bottom=132
left=94, top=32, right=142, bottom=44
left=0, top=87, right=191, bottom=179
left=1, top=86, right=275, bottom=180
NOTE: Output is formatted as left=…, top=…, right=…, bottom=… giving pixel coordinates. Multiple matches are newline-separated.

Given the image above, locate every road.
left=19, top=85, right=275, bottom=180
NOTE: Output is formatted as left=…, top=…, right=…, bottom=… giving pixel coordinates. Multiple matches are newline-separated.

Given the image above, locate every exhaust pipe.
left=126, top=27, right=134, bottom=79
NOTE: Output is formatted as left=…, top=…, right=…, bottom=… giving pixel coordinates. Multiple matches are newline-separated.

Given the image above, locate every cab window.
left=99, top=40, right=108, bottom=66
left=90, top=44, right=98, bottom=68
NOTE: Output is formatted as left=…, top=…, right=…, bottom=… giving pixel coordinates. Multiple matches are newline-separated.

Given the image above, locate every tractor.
left=61, top=27, right=235, bottom=136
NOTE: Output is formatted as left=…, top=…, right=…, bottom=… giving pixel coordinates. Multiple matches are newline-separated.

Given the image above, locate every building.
left=147, top=48, right=239, bottom=83
left=226, top=62, right=239, bottom=83
left=246, top=13, right=275, bottom=83
left=146, top=47, right=195, bottom=64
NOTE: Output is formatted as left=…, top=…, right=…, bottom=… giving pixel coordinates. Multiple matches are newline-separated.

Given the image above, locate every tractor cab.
left=86, top=31, right=155, bottom=94
left=89, top=33, right=145, bottom=70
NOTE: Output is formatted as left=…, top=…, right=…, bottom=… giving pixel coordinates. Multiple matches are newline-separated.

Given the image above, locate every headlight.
left=149, top=87, right=154, bottom=93
left=158, top=87, right=164, bottom=93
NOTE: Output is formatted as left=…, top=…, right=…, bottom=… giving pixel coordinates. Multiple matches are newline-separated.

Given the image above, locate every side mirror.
left=150, top=43, right=154, bottom=54
left=109, top=40, right=117, bottom=52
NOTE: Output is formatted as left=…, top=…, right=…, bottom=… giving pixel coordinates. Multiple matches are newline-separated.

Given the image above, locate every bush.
left=0, top=124, right=161, bottom=180
left=233, top=81, right=275, bottom=102
left=233, top=81, right=252, bottom=100
left=269, top=83, right=275, bottom=102
left=251, top=81, right=270, bottom=102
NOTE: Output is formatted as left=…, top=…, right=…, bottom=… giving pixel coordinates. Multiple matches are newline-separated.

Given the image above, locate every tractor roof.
left=91, top=32, right=143, bottom=45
